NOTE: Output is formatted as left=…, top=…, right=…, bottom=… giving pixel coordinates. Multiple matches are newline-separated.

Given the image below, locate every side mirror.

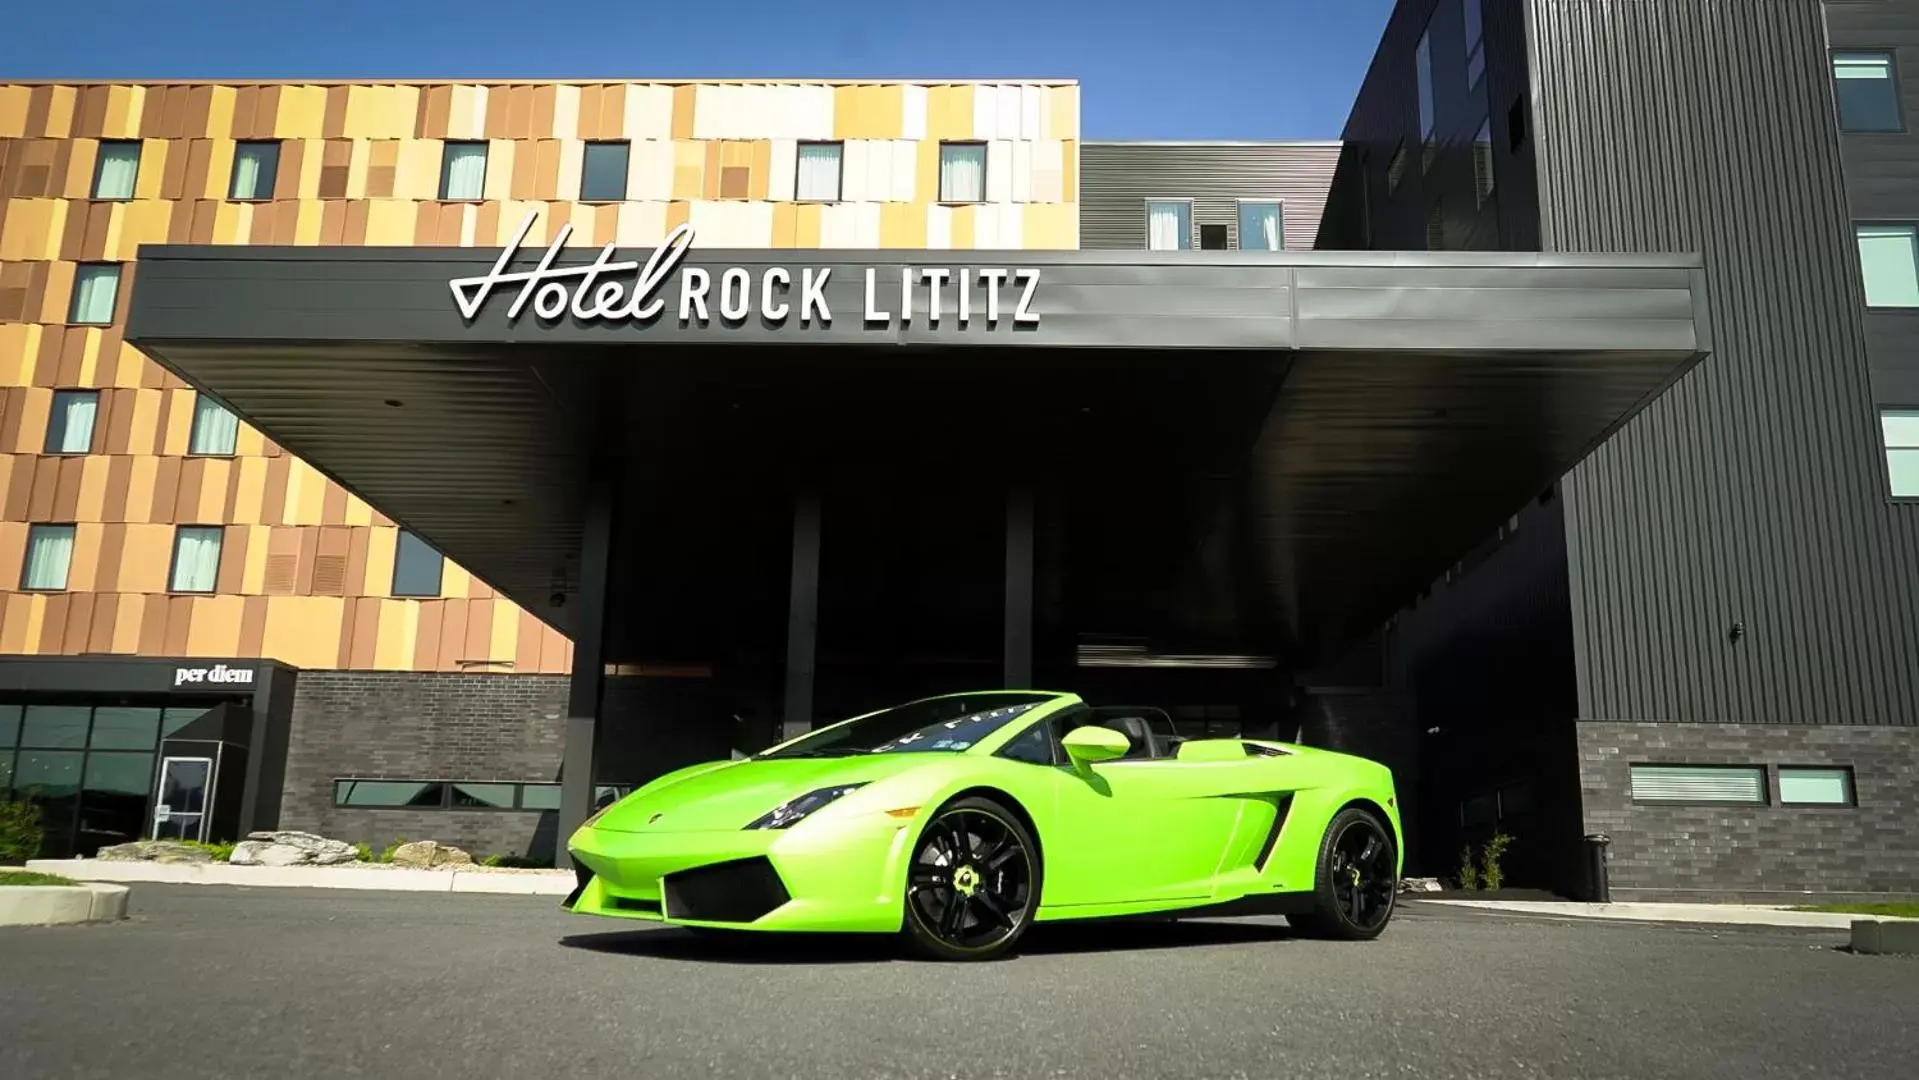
left=1061, top=725, right=1130, bottom=767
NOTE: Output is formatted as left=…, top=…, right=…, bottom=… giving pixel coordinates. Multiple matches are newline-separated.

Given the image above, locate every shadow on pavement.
left=558, top=917, right=1300, bottom=965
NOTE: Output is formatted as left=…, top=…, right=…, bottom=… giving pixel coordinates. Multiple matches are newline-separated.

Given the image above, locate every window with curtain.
left=580, top=141, right=630, bottom=201
left=22, top=524, right=76, bottom=590
left=1628, top=764, right=1766, bottom=804
left=795, top=142, right=843, bottom=201
left=1464, top=0, right=1485, bottom=88
left=1237, top=202, right=1282, bottom=251
left=229, top=141, right=281, bottom=200
left=45, top=390, right=99, bottom=454
left=1778, top=767, right=1854, bottom=806
left=169, top=526, right=224, bottom=593
left=1833, top=53, right=1903, bottom=133
left=938, top=142, right=986, bottom=203
left=1857, top=223, right=1919, bottom=307
left=440, top=142, right=489, bottom=200
left=1146, top=201, right=1191, bottom=250
left=392, top=530, right=444, bottom=597
left=68, top=264, right=120, bottom=325
left=92, top=141, right=141, bottom=200
left=188, top=395, right=240, bottom=456
left=1881, top=409, right=1919, bottom=496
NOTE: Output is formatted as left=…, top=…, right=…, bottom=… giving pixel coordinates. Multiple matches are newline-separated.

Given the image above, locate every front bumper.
left=565, top=811, right=917, bottom=933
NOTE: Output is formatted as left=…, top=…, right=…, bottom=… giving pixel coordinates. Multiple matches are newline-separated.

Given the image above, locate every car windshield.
left=759, top=692, right=1056, bottom=758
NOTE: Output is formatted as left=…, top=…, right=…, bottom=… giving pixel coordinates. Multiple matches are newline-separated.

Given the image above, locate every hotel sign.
left=449, top=211, right=1041, bottom=331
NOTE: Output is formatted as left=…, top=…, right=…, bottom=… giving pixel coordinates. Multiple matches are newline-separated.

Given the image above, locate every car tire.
left=901, top=796, right=1042, bottom=962
left=1290, top=805, right=1398, bottom=941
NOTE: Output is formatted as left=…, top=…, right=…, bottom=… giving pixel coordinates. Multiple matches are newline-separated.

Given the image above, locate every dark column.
left=1004, top=486, right=1035, bottom=688
left=781, top=492, right=823, bottom=742
left=557, top=477, right=615, bottom=870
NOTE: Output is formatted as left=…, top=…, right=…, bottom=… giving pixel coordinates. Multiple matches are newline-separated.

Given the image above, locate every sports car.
left=564, top=690, right=1402, bottom=960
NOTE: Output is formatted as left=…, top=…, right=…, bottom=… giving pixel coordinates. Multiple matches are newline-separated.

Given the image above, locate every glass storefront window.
left=1, top=750, right=13, bottom=795
left=163, top=707, right=210, bottom=738
left=79, top=752, right=155, bottom=852
left=1, top=704, right=20, bottom=746
left=13, top=750, right=84, bottom=858
left=334, top=780, right=448, bottom=808
left=90, top=707, right=161, bottom=751
left=520, top=784, right=562, bottom=811
left=451, top=782, right=516, bottom=809
left=21, top=706, right=90, bottom=748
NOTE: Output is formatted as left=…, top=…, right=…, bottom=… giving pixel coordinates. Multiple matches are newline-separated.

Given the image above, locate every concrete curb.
left=0, top=882, right=130, bottom=927
left=1415, top=898, right=1919, bottom=930
left=25, top=859, right=574, bottom=896
left=1852, top=919, right=1919, bottom=955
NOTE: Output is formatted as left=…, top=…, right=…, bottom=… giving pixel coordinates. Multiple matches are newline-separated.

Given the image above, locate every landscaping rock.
left=1398, top=877, right=1444, bottom=894
left=95, top=840, right=214, bottom=865
left=229, top=831, right=358, bottom=867
left=389, top=840, right=473, bottom=869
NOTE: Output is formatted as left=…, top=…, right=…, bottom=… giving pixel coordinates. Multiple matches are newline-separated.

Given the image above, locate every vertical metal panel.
left=1530, top=0, right=1919, bottom=727
left=1079, top=142, right=1340, bottom=250
left=1826, top=1, right=1919, bottom=405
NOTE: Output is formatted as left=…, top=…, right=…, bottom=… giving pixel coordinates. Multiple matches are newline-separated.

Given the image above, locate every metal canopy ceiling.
left=127, top=242, right=1708, bottom=653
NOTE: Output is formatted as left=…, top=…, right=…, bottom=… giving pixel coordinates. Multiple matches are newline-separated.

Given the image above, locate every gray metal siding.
left=1529, top=0, right=1919, bottom=727
left=1827, top=1, right=1919, bottom=405
left=1079, top=143, right=1340, bottom=251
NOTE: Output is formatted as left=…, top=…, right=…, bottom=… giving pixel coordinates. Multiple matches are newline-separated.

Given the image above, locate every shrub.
left=353, top=842, right=376, bottom=863
left=1456, top=845, right=1481, bottom=891
left=0, top=797, right=45, bottom=865
left=176, top=839, right=236, bottom=863
left=377, top=837, right=407, bottom=863
left=481, top=854, right=548, bottom=869
left=1481, top=830, right=1514, bottom=891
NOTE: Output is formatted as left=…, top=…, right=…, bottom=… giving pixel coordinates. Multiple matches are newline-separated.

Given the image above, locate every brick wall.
left=280, top=670, right=570, bottom=859
left=1578, top=723, right=1919, bottom=901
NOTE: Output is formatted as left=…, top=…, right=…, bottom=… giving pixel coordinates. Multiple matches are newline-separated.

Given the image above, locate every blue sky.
left=0, top=0, right=1394, bottom=139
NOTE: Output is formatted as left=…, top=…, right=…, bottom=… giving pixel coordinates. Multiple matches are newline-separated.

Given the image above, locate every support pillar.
left=557, top=476, right=614, bottom=870
left=781, top=492, right=822, bottom=742
left=1004, top=486, right=1035, bottom=688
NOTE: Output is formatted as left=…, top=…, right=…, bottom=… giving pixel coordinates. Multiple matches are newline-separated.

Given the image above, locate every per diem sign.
left=449, top=211, right=1042, bottom=331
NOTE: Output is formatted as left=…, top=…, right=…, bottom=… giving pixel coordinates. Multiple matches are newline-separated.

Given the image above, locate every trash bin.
left=1583, top=833, right=1612, bottom=903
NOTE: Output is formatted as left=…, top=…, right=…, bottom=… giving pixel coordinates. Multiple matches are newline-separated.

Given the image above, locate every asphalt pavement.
left=2, top=885, right=1914, bottom=1079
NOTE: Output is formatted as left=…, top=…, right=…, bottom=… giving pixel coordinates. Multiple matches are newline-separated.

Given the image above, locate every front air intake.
left=661, top=857, right=792, bottom=923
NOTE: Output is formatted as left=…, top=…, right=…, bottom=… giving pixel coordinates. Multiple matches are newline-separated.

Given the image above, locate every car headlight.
left=745, top=784, right=868, bottom=830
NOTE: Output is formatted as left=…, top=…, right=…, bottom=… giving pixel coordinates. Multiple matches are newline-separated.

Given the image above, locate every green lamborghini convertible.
left=564, top=690, right=1402, bottom=960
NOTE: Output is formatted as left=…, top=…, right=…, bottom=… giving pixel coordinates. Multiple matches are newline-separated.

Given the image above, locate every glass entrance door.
left=152, top=756, right=213, bottom=842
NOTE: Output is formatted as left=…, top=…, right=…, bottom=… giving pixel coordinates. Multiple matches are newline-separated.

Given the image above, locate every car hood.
left=590, top=753, right=936, bottom=833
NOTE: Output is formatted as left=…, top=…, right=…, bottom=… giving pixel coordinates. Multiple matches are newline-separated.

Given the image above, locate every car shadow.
left=557, top=916, right=1300, bottom=965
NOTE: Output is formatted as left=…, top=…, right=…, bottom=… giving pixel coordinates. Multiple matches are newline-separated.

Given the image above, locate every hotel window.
left=1473, top=117, right=1496, bottom=206
left=1628, top=764, right=1767, bottom=804
left=440, top=141, right=488, bottom=200
left=795, top=141, right=843, bottom=202
left=1880, top=409, right=1919, bottom=497
left=68, top=264, right=120, bottom=325
left=1833, top=52, right=1903, bottom=133
left=938, top=142, right=987, bottom=203
left=1145, top=200, right=1192, bottom=250
left=1416, top=25, right=1436, bottom=165
left=45, top=390, right=99, bottom=454
left=1237, top=201, right=1283, bottom=251
left=188, top=395, right=239, bottom=456
left=169, top=526, right=224, bottom=593
left=92, top=140, right=141, bottom=200
left=1778, top=766, right=1855, bottom=806
left=1464, top=0, right=1486, bottom=88
left=1856, top=223, right=1919, bottom=307
left=21, top=524, right=76, bottom=591
left=229, top=141, right=280, bottom=201
left=579, top=141, right=629, bottom=202
left=391, top=529, right=444, bottom=597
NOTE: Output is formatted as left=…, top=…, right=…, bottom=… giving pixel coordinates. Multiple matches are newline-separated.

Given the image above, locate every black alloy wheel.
left=1291, top=806, right=1398, bottom=941
left=902, top=796, right=1039, bottom=961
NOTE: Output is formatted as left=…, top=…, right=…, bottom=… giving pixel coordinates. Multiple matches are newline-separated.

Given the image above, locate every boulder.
left=1397, top=877, right=1444, bottom=894
left=229, top=830, right=358, bottom=867
left=95, top=840, right=214, bottom=864
left=388, top=840, right=473, bottom=869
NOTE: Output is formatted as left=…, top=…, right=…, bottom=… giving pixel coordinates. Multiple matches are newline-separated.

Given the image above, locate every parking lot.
left=3, top=886, right=1915, bottom=1079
